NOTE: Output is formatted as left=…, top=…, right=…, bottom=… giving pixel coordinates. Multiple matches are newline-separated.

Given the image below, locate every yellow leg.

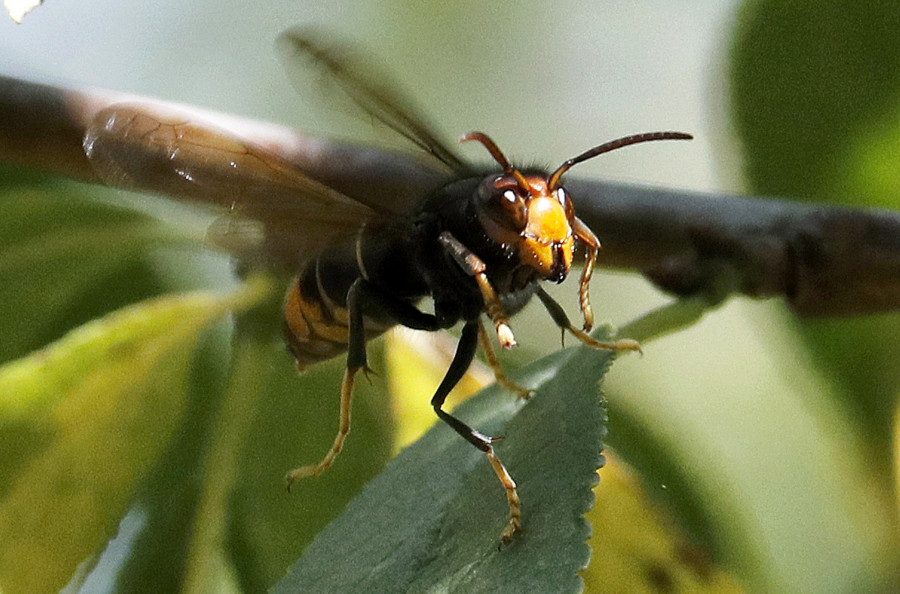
left=436, top=231, right=516, bottom=348
left=478, top=320, right=534, bottom=400
left=573, top=217, right=599, bottom=331
left=536, top=286, right=641, bottom=353
left=474, top=272, right=516, bottom=349
left=285, top=365, right=357, bottom=488
left=566, top=326, right=642, bottom=353
left=486, top=445, right=522, bottom=541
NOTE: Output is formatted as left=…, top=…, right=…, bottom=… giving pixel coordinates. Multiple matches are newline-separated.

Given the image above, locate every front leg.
left=437, top=231, right=516, bottom=349
left=536, top=287, right=641, bottom=353
left=477, top=319, right=534, bottom=400
left=572, top=217, right=598, bottom=331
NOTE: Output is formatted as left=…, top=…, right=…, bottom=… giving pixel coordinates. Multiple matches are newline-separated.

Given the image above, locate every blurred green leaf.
left=0, top=174, right=394, bottom=592
left=730, top=2, right=900, bottom=206
left=584, top=453, right=742, bottom=593
left=0, top=184, right=182, bottom=364
left=99, top=319, right=234, bottom=594
left=0, top=279, right=270, bottom=594
left=731, top=1, right=900, bottom=453
left=224, top=343, right=395, bottom=592
left=600, top=295, right=897, bottom=593
left=101, top=301, right=395, bottom=593
left=723, top=2, right=900, bottom=590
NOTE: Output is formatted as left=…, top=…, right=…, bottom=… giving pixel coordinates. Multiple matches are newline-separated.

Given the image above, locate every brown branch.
left=0, top=75, right=106, bottom=183
left=568, top=179, right=900, bottom=316
left=0, top=75, right=444, bottom=207
left=2, top=75, right=899, bottom=317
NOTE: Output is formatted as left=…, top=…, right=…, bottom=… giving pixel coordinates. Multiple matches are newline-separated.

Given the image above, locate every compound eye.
left=495, top=188, right=527, bottom=230
left=479, top=184, right=526, bottom=231
left=556, top=186, right=575, bottom=219
left=476, top=175, right=528, bottom=232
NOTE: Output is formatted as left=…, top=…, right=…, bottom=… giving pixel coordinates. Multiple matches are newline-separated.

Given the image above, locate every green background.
left=1, top=1, right=898, bottom=592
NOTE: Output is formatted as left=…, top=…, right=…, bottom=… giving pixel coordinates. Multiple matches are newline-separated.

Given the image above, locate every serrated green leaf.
left=274, top=337, right=615, bottom=593
left=0, top=278, right=271, bottom=594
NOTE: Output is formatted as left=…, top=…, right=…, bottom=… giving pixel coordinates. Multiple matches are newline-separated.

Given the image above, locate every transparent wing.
left=278, top=28, right=472, bottom=180
left=84, top=103, right=384, bottom=268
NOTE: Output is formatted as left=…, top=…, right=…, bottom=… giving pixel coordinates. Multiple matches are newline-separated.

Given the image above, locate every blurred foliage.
left=0, top=171, right=172, bottom=364
left=1, top=1, right=900, bottom=592
left=728, top=1, right=900, bottom=590
left=585, top=453, right=743, bottom=593
left=732, top=1, right=900, bottom=459
left=0, top=182, right=394, bottom=593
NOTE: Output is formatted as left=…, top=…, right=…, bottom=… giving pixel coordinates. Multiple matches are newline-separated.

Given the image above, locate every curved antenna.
left=547, top=131, right=692, bottom=191
left=460, top=131, right=532, bottom=193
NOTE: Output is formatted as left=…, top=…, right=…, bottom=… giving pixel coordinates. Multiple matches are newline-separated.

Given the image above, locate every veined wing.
left=83, top=103, right=382, bottom=268
left=278, top=29, right=473, bottom=188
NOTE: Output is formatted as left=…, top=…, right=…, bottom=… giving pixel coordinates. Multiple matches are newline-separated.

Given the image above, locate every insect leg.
left=572, top=217, right=599, bottom=331
left=535, top=287, right=641, bottom=353
left=432, top=320, right=522, bottom=541
left=285, top=278, right=371, bottom=488
left=284, top=365, right=358, bottom=486
left=286, top=279, right=448, bottom=489
left=477, top=319, right=534, bottom=400
left=437, top=231, right=516, bottom=349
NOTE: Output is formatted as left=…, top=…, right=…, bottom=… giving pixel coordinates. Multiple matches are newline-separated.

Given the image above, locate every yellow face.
left=476, top=174, right=575, bottom=283
left=518, top=177, right=574, bottom=282
left=464, top=128, right=691, bottom=286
